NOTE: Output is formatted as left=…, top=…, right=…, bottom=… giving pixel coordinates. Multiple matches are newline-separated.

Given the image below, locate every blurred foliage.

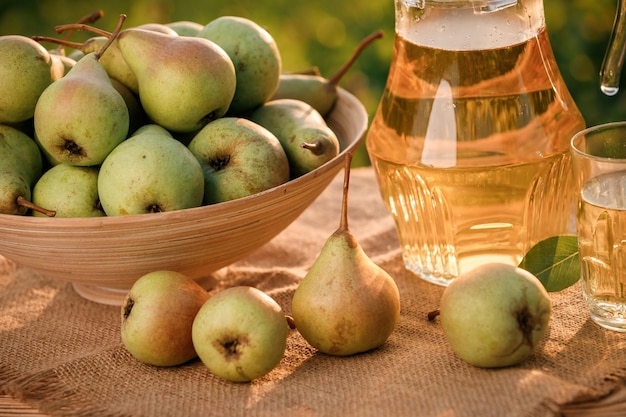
left=1, top=0, right=625, bottom=166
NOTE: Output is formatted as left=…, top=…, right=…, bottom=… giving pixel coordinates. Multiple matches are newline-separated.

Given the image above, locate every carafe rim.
left=401, top=0, right=518, bottom=11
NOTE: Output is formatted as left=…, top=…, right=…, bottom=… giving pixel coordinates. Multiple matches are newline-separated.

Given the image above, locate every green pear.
left=134, top=23, right=179, bottom=36
left=33, top=129, right=62, bottom=168
left=32, top=164, right=104, bottom=218
left=0, top=167, right=32, bottom=215
left=49, top=53, right=76, bottom=77
left=0, top=35, right=59, bottom=124
left=272, top=73, right=338, bottom=117
left=34, top=52, right=130, bottom=166
left=109, top=78, right=147, bottom=134
left=187, top=117, right=290, bottom=204
left=73, top=23, right=178, bottom=94
left=67, top=48, right=85, bottom=62
left=271, top=30, right=383, bottom=117
left=0, top=124, right=43, bottom=186
left=197, top=16, right=282, bottom=115
left=166, top=21, right=204, bottom=37
left=0, top=129, right=50, bottom=216
left=121, top=270, right=210, bottom=367
left=192, top=286, right=290, bottom=382
left=438, top=263, right=552, bottom=368
left=248, top=99, right=340, bottom=178
left=130, top=123, right=172, bottom=138
left=82, top=36, right=139, bottom=94
left=98, top=132, right=204, bottom=215
left=291, top=153, right=401, bottom=356
left=117, top=28, right=236, bottom=133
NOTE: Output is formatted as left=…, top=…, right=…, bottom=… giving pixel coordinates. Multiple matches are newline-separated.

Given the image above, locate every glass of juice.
left=571, top=122, right=626, bottom=332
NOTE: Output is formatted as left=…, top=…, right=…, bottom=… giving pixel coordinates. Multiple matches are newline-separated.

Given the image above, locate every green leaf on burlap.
left=518, top=235, right=580, bottom=292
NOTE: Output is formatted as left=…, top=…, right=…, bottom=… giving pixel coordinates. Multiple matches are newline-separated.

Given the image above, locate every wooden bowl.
left=0, top=88, right=368, bottom=305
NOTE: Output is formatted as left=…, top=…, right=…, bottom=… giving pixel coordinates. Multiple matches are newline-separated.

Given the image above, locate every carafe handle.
left=600, top=0, right=626, bottom=95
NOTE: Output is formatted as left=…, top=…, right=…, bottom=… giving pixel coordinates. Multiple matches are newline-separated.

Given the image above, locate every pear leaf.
left=518, top=235, right=580, bottom=292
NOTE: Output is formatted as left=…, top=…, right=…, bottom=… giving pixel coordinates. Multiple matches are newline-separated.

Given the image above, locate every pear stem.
left=301, top=140, right=325, bottom=156
left=338, top=152, right=353, bottom=232
left=61, top=10, right=104, bottom=42
left=328, top=30, right=384, bottom=86
left=31, top=36, right=85, bottom=50
left=285, top=315, right=297, bottom=330
left=17, top=196, right=56, bottom=217
left=54, top=23, right=112, bottom=38
left=45, top=10, right=104, bottom=56
left=35, top=11, right=120, bottom=58
left=93, top=14, right=126, bottom=60
left=427, top=310, right=440, bottom=321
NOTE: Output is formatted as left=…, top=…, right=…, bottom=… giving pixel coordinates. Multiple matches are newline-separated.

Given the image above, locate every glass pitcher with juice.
left=366, top=0, right=589, bottom=286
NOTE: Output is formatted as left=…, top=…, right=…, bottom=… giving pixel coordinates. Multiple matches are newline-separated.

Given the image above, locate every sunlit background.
left=1, top=0, right=624, bottom=165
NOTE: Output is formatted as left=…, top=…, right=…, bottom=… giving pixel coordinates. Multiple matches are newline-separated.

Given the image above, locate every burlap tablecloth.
left=1, top=167, right=625, bottom=417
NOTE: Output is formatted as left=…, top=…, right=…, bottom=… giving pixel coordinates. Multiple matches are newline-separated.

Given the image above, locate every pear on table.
left=291, top=153, right=401, bottom=356
left=120, top=270, right=210, bottom=367
left=437, top=263, right=552, bottom=368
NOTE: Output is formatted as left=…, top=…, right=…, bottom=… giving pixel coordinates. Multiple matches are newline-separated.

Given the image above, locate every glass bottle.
left=366, top=0, right=586, bottom=285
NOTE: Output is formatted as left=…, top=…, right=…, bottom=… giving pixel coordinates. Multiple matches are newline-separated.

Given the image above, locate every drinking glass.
left=571, top=121, right=626, bottom=332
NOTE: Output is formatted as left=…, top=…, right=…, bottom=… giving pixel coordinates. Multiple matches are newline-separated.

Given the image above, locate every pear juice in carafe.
left=366, top=1, right=586, bottom=286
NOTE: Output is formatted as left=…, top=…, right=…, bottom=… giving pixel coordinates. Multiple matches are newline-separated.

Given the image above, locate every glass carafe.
left=366, top=0, right=586, bottom=286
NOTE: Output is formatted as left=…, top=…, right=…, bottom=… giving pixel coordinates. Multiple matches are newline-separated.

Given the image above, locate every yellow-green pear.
left=272, top=73, right=338, bottom=117
left=198, top=16, right=282, bottom=115
left=98, top=132, right=204, bottom=215
left=32, top=164, right=104, bottom=218
left=82, top=36, right=139, bottom=94
left=117, top=28, right=236, bottom=133
left=291, top=153, right=401, bottom=356
left=0, top=170, right=34, bottom=215
left=130, top=123, right=172, bottom=138
left=0, top=126, right=47, bottom=216
left=121, top=270, right=210, bottom=367
left=248, top=99, right=340, bottom=178
left=439, top=263, right=552, bottom=368
left=271, top=31, right=383, bottom=117
left=34, top=52, right=130, bottom=166
left=188, top=117, right=290, bottom=204
left=0, top=124, right=43, bottom=186
left=166, top=21, right=204, bottom=37
left=134, top=23, right=179, bottom=36
left=192, top=286, right=289, bottom=382
left=0, top=35, right=59, bottom=124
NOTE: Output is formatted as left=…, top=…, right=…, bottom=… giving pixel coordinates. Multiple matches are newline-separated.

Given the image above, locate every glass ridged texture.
left=366, top=0, right=586, bottom=285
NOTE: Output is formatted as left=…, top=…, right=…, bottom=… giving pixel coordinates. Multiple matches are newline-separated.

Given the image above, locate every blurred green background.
left=1, top=0, right=625, bottom=165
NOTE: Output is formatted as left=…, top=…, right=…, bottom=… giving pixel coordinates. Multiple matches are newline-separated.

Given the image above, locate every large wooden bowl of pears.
left=0, top=15, right=370, bottom=305
left=0, top=87, right=366, bottom=305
